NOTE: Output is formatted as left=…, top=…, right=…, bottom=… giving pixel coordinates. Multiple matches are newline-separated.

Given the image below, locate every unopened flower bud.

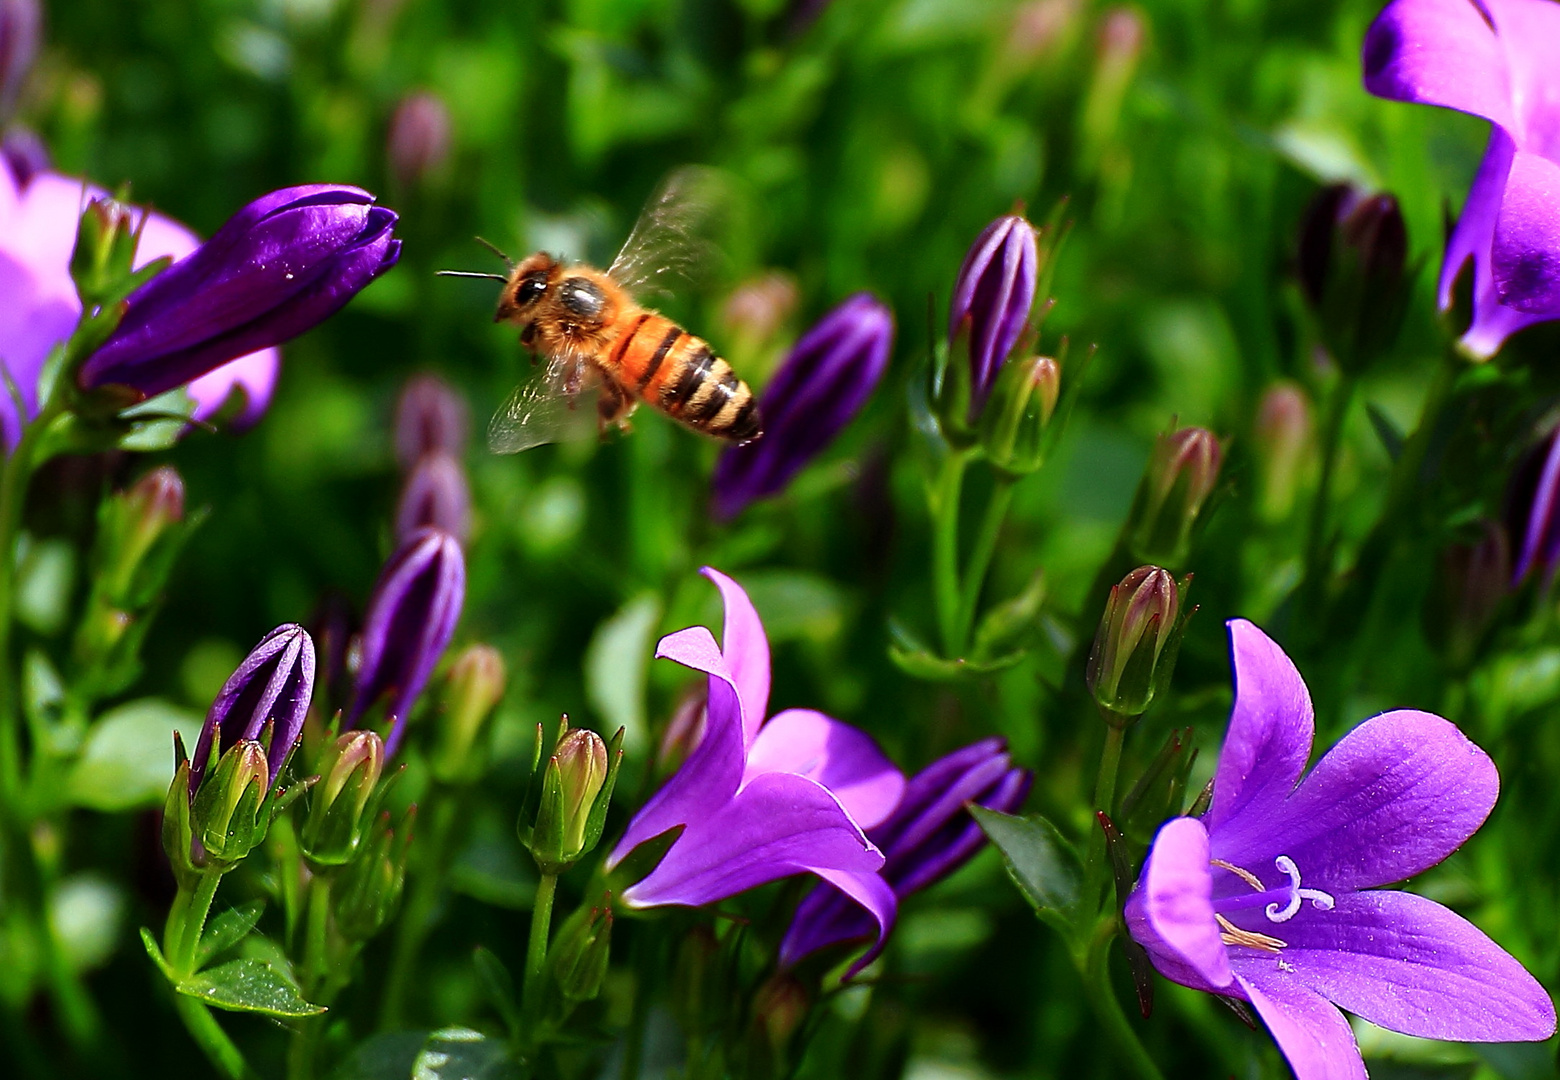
left=1297, top=183, right=1410, bottom=373
left=747, top=974, right=809, bottom=1080
left=946, top=215, right=1039, bottom=426
left=524, top=720, right=623, bottom=874
left=1087, top=566, right=1190, bottom=722
left=394, top=451, right=471, bottom=545
left=387, top=91, right=452, bottom=190
left=721, top=272, right=799, bottom=358
left=70, top=196, right=148, bottom=311
left=106, top=466, right=185, bottom=595
left=301, top=731, right=386, bottom=866
left=549, top=898, right=613, bottom=1004
left=1253, top=383, right=1313, bottom=522
left=190, top=739, right=271, bottom=865
left=430, top=643, right=506, bottom=784
left=0, top=0, right=41, bottom=123
left=981, top=353, right=1062, bottom=474
left=1079, top=7, right=1145, bottom=169
left=394, top=373, right=469, bottom=469
left=334, top=806, right=415, bottom=941
left=1127, top=425, right=1222, bottom=567
left=1427, top=522, right=1510, bottom=672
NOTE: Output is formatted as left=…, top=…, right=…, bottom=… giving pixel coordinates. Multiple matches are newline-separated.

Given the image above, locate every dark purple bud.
left=394, top=372, right=469, bottom=468
left=1508, top=424, right=1560, bottom=584
left=387, top=91, right=452, bottom=190
left=1427, top=521, right=1509, bottom=671
left=0, top=0, right=40, bottom=122
left=949, top=215, right=1038, bottom=415
left=779, top=737, right=1031, bottom=973
left=2, top=125, right=47, bottom=188
left=711, top=293, right=893, bottom=520
left=78, top=184, right=401, bottom=400
left=1297, top=182, right=1409, bottom=372
left=394, top=451, right=471, bottom=545
left=308, top=589, right=357, bottom=715
left=348, top=527, right=465, bottom=758
left=190, top=624, right=316, bottom=795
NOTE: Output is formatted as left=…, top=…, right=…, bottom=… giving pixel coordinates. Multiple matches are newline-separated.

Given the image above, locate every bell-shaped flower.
left=711, top=293, right=892, bottom=520
left=79, top=183, right=399, bottom=400
left=0, top=166, right=282, bottom=446
left=347, top=526, right=465, bottom=757
left=189, top=623, right=316, bottom=793
left=1364, top=0, right=1560, bottom=357
left=608, top=567, right=906, bottom=932
left=1126, top=619, right=1554, bottom=1080
left=780, top=736, right=1030, bottom=976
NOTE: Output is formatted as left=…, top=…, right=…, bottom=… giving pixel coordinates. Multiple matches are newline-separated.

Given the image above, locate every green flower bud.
left=430, top=644, right=506, bottom=784
left=190, top=739, right=271, bottom=866
left=1086, top=566, right=1192, bottom=724
left=334, top=805, right=415, bottom=942
left=522, top=719, right=623, bottom=875
left=161, top=739, right=198, bottom=888
left=69, top=195, right=148, bottom=310
left=301, top=730, right=386, bottom=867
left=1253, top=383, right=1313, bottom=523
left=548, top=897, right=613, bottom=1004
left=980, top=354, right=1061, bottom=474
left=746, top=974, right=810, bottom=1080
left=1127, top=425, right=1222, bottom=568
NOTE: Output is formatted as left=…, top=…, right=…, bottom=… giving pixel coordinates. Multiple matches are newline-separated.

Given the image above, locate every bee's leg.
left=596, top=380, right=633, bottom=436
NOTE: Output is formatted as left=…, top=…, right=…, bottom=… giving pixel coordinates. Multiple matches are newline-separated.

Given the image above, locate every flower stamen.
left=1210, top=858, right=1264, bottom=891
left=1264, top=855, right=1335, bottom=923
left=1215, top=913, right=1286, bottom=952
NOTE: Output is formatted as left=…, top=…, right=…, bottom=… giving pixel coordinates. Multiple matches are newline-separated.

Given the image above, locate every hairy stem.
left=954, top=473, right=1015, bottom=654
left=523, top=873, right=559, bottom=1028
left=175, top=995, right=260, bottom=1080
left=931, top=448, right=972, bottom=657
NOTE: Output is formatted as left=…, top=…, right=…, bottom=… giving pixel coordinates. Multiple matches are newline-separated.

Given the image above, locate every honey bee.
left=444, top=168, right=763, bottom=454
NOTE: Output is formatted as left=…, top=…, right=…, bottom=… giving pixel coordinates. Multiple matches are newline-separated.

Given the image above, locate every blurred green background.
left=12, top=0, right=1560, bottom=1076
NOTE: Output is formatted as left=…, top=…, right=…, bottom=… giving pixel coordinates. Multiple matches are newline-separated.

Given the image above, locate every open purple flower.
left=79, top=183, right=399, bottom=400
left=711, top=293, right=893, bottom=520
left=950, top=215, right=1038, bottom=415
left=608, top=567, right=906, bottom=929
left=780, top=737, right=1031, bottom=976
left=0, top=167, right=281, bottom=446
left=1126, top=619, right=1554, bottom=1080
left=347, top=526, right=465, bottom=758
left=1364, top=0, right=1560, bottom=357
left=189, top=623, right=316, bottom=794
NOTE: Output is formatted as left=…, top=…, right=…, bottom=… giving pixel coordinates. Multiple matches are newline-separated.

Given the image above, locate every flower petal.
left=1237, top=973, right=1368, bottom=1080
left=1362, top=0, right=1514, bottom=131
left=701, top=567, right=770, bottom=745
left=1206, top=620, right=1313, bottom=837
left=1234, top=890, right=1556, bottom=1042
left=1481, top=0, right=1560, bottom=154
left=1215, top=709, right=1496, bottom=890
left=743, top=708, right=904, bottom=829
left=188, top=348, right=280, bottom=427
left=620, top=771, right=883, bottom=908
left=1124, top=816, right=1233, bottom=993
left=812, top=866, right=899, bottom=978
left=1493, top=150, right=1560, bottom=313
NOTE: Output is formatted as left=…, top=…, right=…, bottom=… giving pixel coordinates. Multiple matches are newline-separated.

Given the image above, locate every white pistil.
left=1264, top=855, right=1335, bottom=923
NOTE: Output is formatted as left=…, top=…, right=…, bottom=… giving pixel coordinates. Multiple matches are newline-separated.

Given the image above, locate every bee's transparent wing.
left=487, top=352, right=603, bottom=454
left=606, top=166, right=731, bottom=299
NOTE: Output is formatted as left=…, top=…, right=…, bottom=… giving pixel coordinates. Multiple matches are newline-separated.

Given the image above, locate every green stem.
left=175, top=994, right=261, bottom=1080
left=522, top=873, right=559, bottom=1026
left=288, top=875, right=334, bottom=1080
left=1093, top=721, right=1126, bottom=815
left=380, top=790, right=459, bottom=1030
left=1302, top=374, right=1356, bottom=592
left=953, top=473, right=1015, bottom=654
left=931, top=449, right=972, bottom=657
left=174, top=869, right=225, bottom=977
left=1080, top=919, right=1165, bottom=1080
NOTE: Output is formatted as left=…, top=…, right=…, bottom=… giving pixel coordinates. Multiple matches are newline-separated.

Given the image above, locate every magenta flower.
left=608, top=567, right=906, bottom=929
left=711, top=293, right=893, bottom=520
left=0, top=167, right=280, bottom=446
left=780, top=737, right=1030, bottom=976
left=1364, top=0, right=1560, bottom=357
left=1126, top=619, right=1554, bottom=1080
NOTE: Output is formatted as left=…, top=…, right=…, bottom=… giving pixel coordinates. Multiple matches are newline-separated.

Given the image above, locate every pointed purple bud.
left=949, top=215, right=1039, bottom=415
left=190, top=624, right=316, bottom=794
left=348, top=527, right=465, bottom=758
left=387, top=91, right=452, bottom=190
left=780, top=737, right=1031, bottom=973
left=78, top=184, right=401, bottom=401
left=711, top=293, right=893, bottom=520
left=394, top=372, right=469, bottom=469
left=0, top=0, right=40, bottom=123
left=1508, top=424, right=1560, bottom=584
left=394, top=450, right=471, bottom=545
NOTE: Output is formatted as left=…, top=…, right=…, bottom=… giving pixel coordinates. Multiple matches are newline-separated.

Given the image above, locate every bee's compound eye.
left=517, top=273, right=549, bottom=305
left=558, top=276, right=607, bottom=319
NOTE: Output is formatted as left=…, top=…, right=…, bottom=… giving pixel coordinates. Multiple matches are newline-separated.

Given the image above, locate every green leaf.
left=197, top=900, right=266, bottom=967
left=334, top=1031, right=430, bottom=1080
left=177, top=958, right=324, bottom=1017
left=971, top=807, right=1081, bottom=930
left=52, top=873, right=126, bottom=973
left=1366, top=402, right=1406, bottom=462
left=66, top=698, right=203, bottom=811
left=15, top=536, right=75, bottom=636
left=140, top=927, right=175, bottom=982
left=410, top=1027, right=520, bottom=1080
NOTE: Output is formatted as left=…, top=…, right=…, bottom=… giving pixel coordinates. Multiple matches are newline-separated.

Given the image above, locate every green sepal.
left=1118, top=727, right=1197, bottom=845
left=972, top=568, right=1047, bottom=662
left=1097, top=812, right=1154, bottom=1018
left=161, top=744, right=198, bottom=888
left=603, top=825, right=684, bottom=897
left=580, top=727, right=625, bottom=854
left=196, top=900, right=266, bottom=967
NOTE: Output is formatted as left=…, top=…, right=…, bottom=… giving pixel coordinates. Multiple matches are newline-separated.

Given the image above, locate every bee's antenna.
left=473, top=236, right=514, bottom=267
left=436, top=270, right=510, bottom=281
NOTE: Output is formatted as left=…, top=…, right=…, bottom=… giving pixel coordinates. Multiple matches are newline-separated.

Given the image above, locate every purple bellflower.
left=79, top=184, right=399, bottom=401
left=950, top=215, right=1038, bottom=415
left=1126, top=620, right=1555, bottom=1080
left=1364, top=0, right=1560, bottom=358
left=347, top=526, right=465, bottom=758
left=780, top=737, right=1031, bottom=976
left=608, top=567, right=907, bottom=933
left=395, top=450, right=472, bottom=545
left=711, top=293, right=893, bottom=520
left=189, top=623, right=316, bottom=794
left=0, top=166, right=281, bottom=446
left=1508, top=422, right=1560, bottom=583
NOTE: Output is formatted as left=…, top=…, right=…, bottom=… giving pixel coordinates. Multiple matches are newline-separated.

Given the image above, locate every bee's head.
left=495, top=252, right=561, bottom=329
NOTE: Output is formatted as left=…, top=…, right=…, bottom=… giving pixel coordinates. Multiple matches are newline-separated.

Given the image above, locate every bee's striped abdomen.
left=613, top=312, right=762, bottom=443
